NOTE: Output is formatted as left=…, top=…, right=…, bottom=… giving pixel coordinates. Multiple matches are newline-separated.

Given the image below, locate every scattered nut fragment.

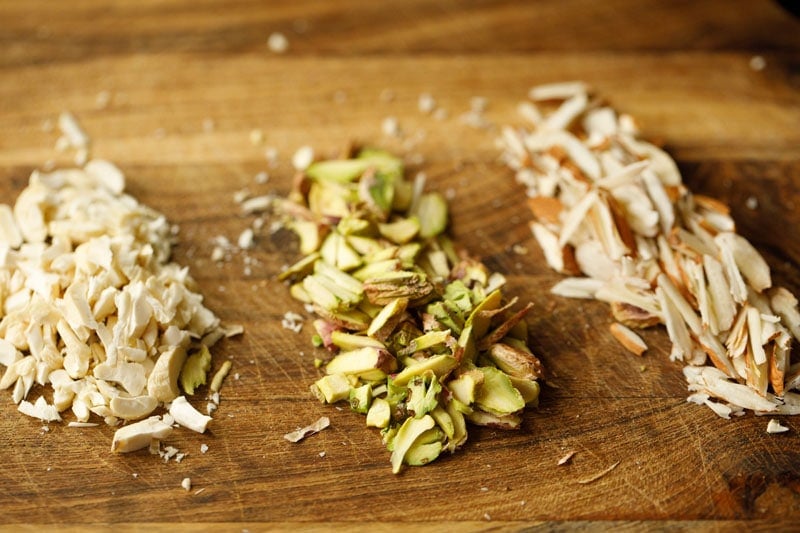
left=267, top=32, right=289, bottom=53
left=210, top=360, right=233, bottom=393
left=766, top=419, right=789, bottom=434
left=284, top=416, right=331, bottom=443
left=499, top=83, right=800, bottom=417
left=557, top=450, right=576, bottom=466
left=181, top=477, right=192, bottom=491
left=169, top=396, right=212, bottom=433
left=609, top=323, right=647, bottom=356
left=276, top=148, right=543, bottom=473
left=112, top=416, right=173, bottom=453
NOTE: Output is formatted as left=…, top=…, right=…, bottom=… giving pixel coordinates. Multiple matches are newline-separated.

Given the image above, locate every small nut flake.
left=284, top=416, right=331, bottom=442
left=766, top=419, right=789, bottom=434
left=267, top=32, right=289, bottom=54
left=557, top=450, right=576, bottom=466
left=500, top=83, right=800, bottom=417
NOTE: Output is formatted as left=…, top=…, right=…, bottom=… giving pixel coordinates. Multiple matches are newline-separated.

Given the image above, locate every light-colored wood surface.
left=1, top=1, right=799, bottom=528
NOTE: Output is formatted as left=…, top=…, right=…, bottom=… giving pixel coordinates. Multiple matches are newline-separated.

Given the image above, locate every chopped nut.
left=169, top=396, right=212, bottom=433
left=111, top=416, right=173, bottom=453
left=609, top=323, right=648, bottom=356
left=209, top=360, right=232, bottom=393
left=284, top=416, right=331, bottom=443
left=766, top=419, right=789, bottom=434
left=267, top=32, right=289, bottom=53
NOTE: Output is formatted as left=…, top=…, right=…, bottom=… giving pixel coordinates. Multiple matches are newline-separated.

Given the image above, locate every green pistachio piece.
left=286, top=219, right=322, bottom=255
left=356, top=148, right=404, bottom=179
left=507, top=375, right=540, bottom=406
left=367, top=297, right=408, bottom=341
left=336, top=215, right=372, bottom=236
left=406, top=371, right=442, bottom=418
left=311, top=373, right=352, bottom=404
left=447, top=369, right=483, bottom=405
left=391, top=354, right=457, bottom=387
left=366, top=397, right=391, bottom=428
left=352, top=258, right=401, bottom=282
left=390, top=414, right=435, bottom=474
left=397, top=329, right=452, bottom=357
left=378, top=217, right=420, bottom=245
left=325, top=346, right=398, bottom=381
left=474, top=366, right=525, bottom=417
left=314, top=260, right=364, bottom=295
left=404, top=427, right=444, bottom=466
left=308, top=181, right=353, bottom=219
left=313, top=305, right=372, bottom=331
left=359, top=170, right=395, bottom=220
left=306, top=158, right=372, bottom=183
left=413, top=192, right=448, bottom=239
left=277, top=251, right=320, bottom=282
left=349, top=383, right=372, bottom=414
left=320, top=231, right=362, bottom=272
left=346, top=235, right=384, bottom=256
left=331, top=331, right=385, bottom=351
left=179, top=345, right=212, bottom=395
left=464, top=289, right=503, bottom=340
left=466, top=409, right=522, bottom=430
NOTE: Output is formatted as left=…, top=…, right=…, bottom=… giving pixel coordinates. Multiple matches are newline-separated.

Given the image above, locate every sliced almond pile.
left=0, top=158, right=237, bottom=453
left=500, top=82, right=800, bottom=416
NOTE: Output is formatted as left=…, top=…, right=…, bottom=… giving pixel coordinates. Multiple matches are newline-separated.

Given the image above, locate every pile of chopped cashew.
left=0, top=144, right=238, bottom=453
left=500, top=82, right=800, bottom=417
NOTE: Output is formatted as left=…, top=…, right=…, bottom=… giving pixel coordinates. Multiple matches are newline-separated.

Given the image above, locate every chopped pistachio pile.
left=277, top=148, right=543, bottom=473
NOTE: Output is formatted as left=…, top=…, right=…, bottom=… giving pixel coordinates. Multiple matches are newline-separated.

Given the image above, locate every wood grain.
left=1, top=0, right=799, bottom=528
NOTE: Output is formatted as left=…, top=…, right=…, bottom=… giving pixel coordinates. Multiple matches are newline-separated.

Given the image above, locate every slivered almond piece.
left=528, top=81, right=588, bottom=101
left=609, top=323, right=647, bottom=356
left=769, top=287, right=800, bottom=342
left=715, top=232, right=771, bottom=292
left=551, top=277, right=603, bottom=299
left=766, top=419, right=789, bottom=434
left=526, top=196, right=564, bottom=227
left=694, top=195, right=731, bottom=216
left=531, top=222, right=566, bottom=273
left=543, top=91, right=588, bottom=131
left=703, top=254, right=737, bottom=333
left=656, top=286, right=692, bottom=362
left=746, top=306, right=768, bottom=366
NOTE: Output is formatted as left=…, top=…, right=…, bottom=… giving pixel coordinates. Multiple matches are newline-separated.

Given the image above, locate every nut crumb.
left=749, top=55, right=766, bottom=71
left=382, top=116, right=401, bottom=137
left=767, top=419, right=789, bottom=434
left=181, top=477, right=192, bottom=491
left=267, top=32, right=289, bottom=53
left=557, top=450, right=576, bottom=465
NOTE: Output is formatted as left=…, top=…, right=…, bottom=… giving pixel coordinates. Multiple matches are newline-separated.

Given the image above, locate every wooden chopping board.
left=1, top=2, right=800, bottom=530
